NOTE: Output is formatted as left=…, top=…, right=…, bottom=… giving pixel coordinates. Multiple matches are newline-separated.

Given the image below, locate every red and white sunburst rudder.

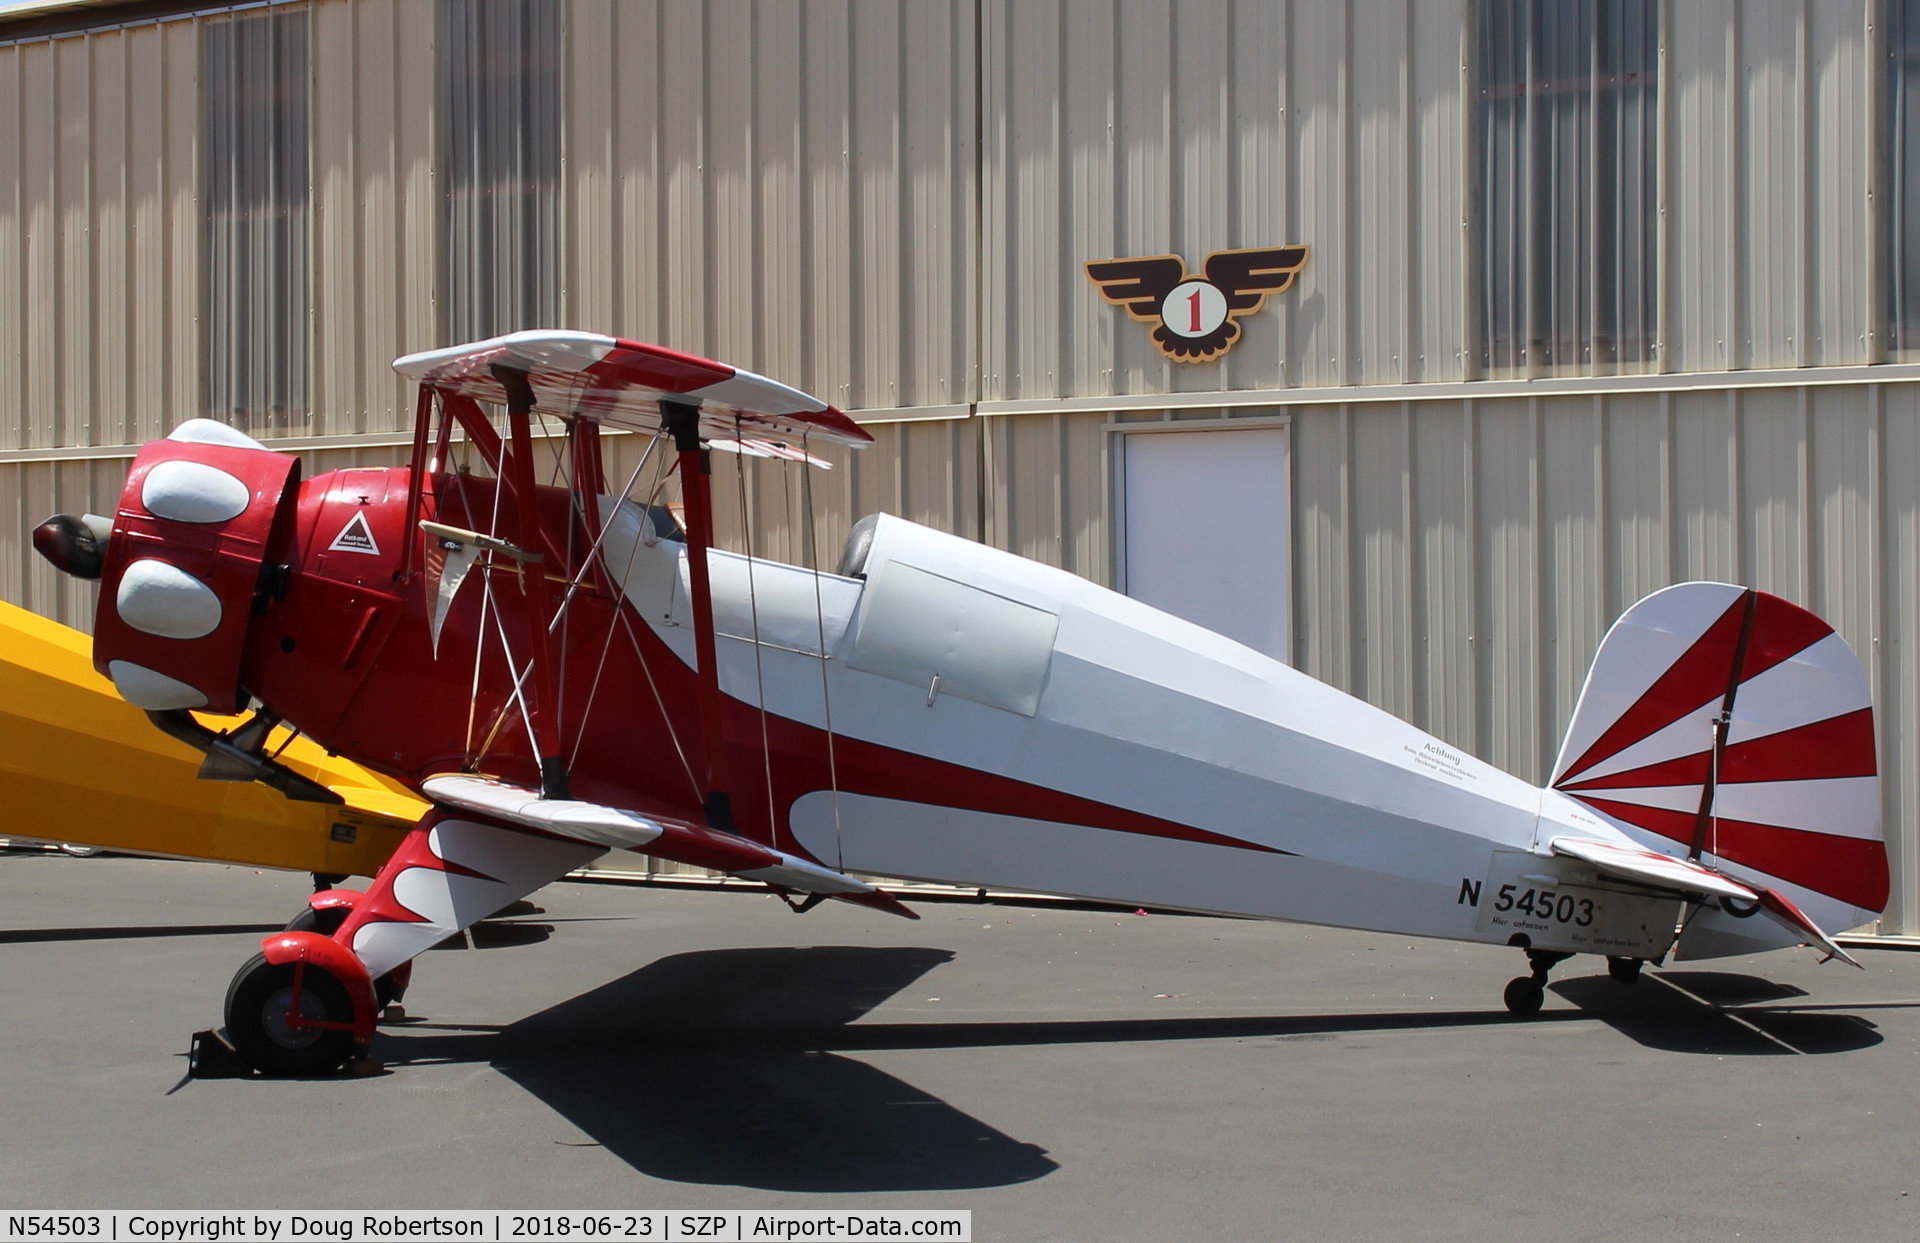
left=1547, top=583, right=1887, bottom=958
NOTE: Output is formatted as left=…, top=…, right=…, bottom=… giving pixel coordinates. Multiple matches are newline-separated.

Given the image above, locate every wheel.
left=1503, top=975, right=1545, bottom=1017
left=285, top=906, right=401, bottom=1009
left=285, top=905, right=348, bottom=936
left=223, top=952, right=357, bottom=1076
left=1607, top=956, right=1643, bottom=985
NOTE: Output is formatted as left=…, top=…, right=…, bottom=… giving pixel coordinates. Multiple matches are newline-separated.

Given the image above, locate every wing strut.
left=663, top=398, right=735, bottom=831
left=494, top=363, right=570, bottom=800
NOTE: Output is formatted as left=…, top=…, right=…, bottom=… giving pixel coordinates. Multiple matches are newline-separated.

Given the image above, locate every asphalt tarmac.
left=3, top=852, right=1918, bottom=1241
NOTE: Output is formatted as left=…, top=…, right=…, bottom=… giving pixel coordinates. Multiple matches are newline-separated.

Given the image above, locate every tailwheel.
left=223, top=952, right=358, bottom=1076
left=1503, top=949, right=1571, bottom=1017
left=1503, top=975, right=1545, bottom=1016
left=1607, top=956, right=1644, bottom=985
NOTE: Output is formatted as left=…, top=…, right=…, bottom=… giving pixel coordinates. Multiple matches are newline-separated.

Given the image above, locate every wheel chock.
left=187, top=1028, right=252, bottom=1079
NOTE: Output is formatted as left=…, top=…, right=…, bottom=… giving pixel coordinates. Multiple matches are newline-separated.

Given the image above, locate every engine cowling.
left=83, top=420, right=302, bottom=714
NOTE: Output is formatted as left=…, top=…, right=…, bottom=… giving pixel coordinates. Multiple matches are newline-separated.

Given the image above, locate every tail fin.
left=1551, top=583, right=1886, bottom=942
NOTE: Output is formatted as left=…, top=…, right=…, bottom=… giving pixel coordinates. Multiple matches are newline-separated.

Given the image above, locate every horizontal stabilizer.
left=422, top=774, right=916, bottom=917
left=1550, top=836, right=1858, bottom=967
left=1550, top=837, right=1754, bottom=902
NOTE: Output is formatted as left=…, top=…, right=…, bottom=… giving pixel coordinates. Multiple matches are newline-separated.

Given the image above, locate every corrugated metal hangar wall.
left=4, top=0, right=1920, bottom=932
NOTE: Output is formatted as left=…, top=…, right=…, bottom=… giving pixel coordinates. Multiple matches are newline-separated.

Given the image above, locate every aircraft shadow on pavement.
left=0, top=922, right=282, bottom=944
left=378, top=945, right=1061, bottom=1193
left=1551, top=969, right=1884, bottom=1055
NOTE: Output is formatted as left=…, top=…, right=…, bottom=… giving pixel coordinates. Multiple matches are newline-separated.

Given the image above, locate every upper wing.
left=1550, top=836, right=1859, bottom=966
left=1203, top=245, right=1310, bottom=313
left=423, top=775, right=917, bottom=919
left=1084, top=255, right=1188, bottom=321
left=392, top=330, right=871, bottom=451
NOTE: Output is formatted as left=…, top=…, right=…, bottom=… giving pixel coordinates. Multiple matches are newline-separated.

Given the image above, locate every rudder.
left=1550, top=583, right=1886, bottom=943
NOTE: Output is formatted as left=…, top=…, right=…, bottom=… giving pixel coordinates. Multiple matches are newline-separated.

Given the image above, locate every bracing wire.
left=564, top=436, right=702, bottom=801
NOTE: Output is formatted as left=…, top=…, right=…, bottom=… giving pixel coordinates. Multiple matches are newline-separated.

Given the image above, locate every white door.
left=1120, top=425, right=1291, bottom=661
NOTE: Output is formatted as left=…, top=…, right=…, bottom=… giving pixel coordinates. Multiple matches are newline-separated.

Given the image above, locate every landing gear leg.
left=1504, top=950, right=1574, bottom=1017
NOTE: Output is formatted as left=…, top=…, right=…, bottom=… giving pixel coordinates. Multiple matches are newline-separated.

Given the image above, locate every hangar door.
left=1119, top=425, right=1291, bottom=661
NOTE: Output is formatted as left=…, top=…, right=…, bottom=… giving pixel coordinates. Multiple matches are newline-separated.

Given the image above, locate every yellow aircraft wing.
left=0, top=599, right=421, bottom=875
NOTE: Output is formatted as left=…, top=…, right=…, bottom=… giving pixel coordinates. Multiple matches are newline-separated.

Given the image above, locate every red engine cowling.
left=91, top=425, right=303, bottom=714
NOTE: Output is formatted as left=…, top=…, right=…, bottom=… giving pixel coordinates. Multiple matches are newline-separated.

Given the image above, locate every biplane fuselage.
left=34, top=331, right=1887, bottom=1074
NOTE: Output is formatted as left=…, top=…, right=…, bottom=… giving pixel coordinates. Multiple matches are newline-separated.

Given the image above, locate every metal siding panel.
left=92, top=31, right=127, bottom=449
left=355, top=0, right=401, bottom=435
left=753, top=1, right=803, bottom=388
left=1410, top=402, right=1476, bottom=750
left=311, top=0, right=357, bottom=435
left=709, top=0, right=756, bottom=367
left=851, top=0, right=903, bottom=411
left=1351, top=0, right=1407, bottom=386
left=567, top=0, right=616, bottom=333
left=0, top=47, right=20, bottom=451
left=804, top=1, right=853, bottom=409
left=1290, top=402, right=1350, bottom=688
left=0, top=464, right=22, bottom=610
left=395, top=0, right=436, bottom=376
left=164, top=17, right=199, bottom=437
left=1108, top=0, right=1172, bottom=395
left=1666, top=0, right=1737, bottom=373
left=21, top=42, right=56, bottom=451
left=58, top=34, right=90, bottom=449
left=1811, top=0, right=1870, bottom=366
left=614, top=1, right=662, bottom=347
left=1734, top=386, right=1807, bottom=598
left=1412, top=0, right=1468, bottom=382
left=1808, top=383, right=1874, bottom=640
left=126, top=25, right=168, bottom=447
left=1349, top=403, right=1413, bottom=718
left=1736, top=2, right=1805, bottom=370
left=1006, top=0, right=1062, bottom=402
left=1600, top=390, right=1673, bottom=609
left=1291, top=1, right=1349, bottom=389
left=1170, top=1, right=1231, bottom=399
left=1668, top=389, right=1740, bottom=583
left=1881, top=385, right=1920, bottom=933
left=1059, top=409, right=1106, bottom=580
left=1063, top=0, right=1114, bottom=398
left=1538, top=396, right=1604, bottom=766
left=1229, top=0, right=1291, bottom=390
left=1472, top=398, right=1540, bottom=776
left=976, top=0, right=1007, bottom=401
left=660, top=2, right=707, bottom=354
left=990, top=410, right=1065, bottom=565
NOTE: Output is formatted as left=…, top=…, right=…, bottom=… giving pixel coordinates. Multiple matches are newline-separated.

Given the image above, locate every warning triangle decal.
left=328, top=511, right=382, bottom=556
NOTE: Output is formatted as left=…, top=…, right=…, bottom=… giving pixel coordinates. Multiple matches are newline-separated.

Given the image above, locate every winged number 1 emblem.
left=1085, top=245, right=1309, bottom=362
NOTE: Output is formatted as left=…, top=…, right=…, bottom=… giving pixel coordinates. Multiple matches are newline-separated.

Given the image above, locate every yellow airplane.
left=0, top=598, right=420, bottom=876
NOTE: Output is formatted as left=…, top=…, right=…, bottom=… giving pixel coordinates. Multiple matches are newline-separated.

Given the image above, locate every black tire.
left=1503, top=975, right=1545, bottom=1017
left=1607, top=956, right=1644, bottom=985
left=223, top=952, right=357, bottom=1076
left=285, top=905, right=348, bottom=936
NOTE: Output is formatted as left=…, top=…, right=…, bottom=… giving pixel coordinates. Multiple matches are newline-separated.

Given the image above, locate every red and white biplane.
left=33, top=331, right=1888, bottom=1075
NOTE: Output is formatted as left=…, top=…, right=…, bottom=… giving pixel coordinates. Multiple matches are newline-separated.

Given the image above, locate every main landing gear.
left=203, top=894, right=398, bottom=1078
